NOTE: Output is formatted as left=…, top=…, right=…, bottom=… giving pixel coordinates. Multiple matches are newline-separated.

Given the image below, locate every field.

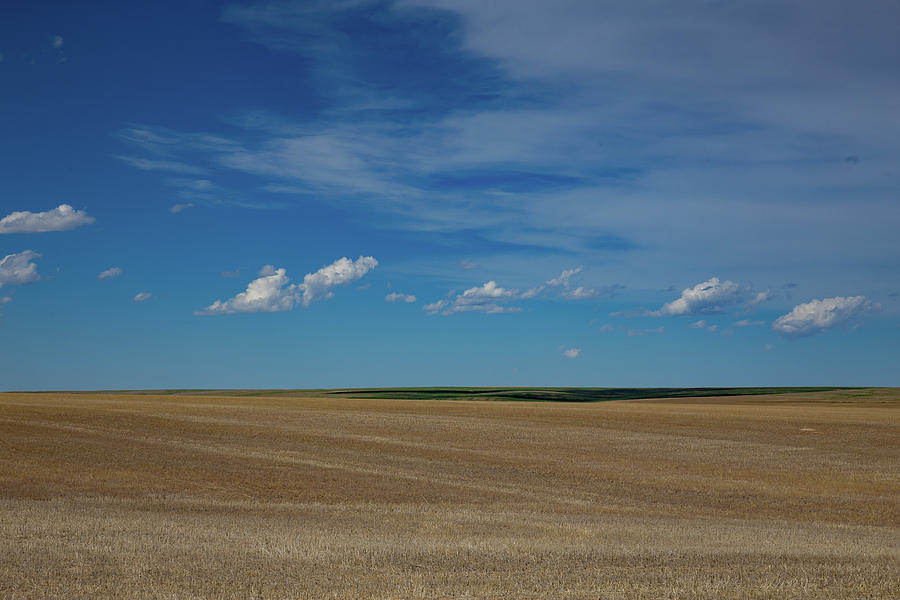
left=0, top=388, right=897, bottom=599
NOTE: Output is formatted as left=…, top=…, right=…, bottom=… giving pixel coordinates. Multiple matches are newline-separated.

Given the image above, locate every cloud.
left=597, top=323, right=617, bottom=333
left=220, top=269, right=241, bottom=278
left=0, top=251, right=41, bottom=288
left=134, top=292, right=152, bottom=302
left=650, top=277, right=764, bottom=317
left=626, top=326, right=664, bottom=337
left=688, top=319, right=719, bottom=332
left=170, top=203, right=194, bottom=214
left=609, top=307, right=646, bottom=318
left=423, top=299, right=449, bottom=315
left=98, top=267, right=123, bottom=280
left=772, top=296, right=881, bottom=337
left=0, top=204, right=94, bottom=234
left=299, top=256, right=378, bottom=308
left=561, top=347, right=581, bottom=359
left=546, top=267, right=582, bottom=288
left=460, top=259, right=480, bottom=270
left=198, top=256, right=378, bottom=315
left=198, top=265, right=295, bottom=314
left=424, top=281, right=520, bottom=315
left=0, top=296, right=12, bottom=304
left=386, top=292, right=416, bottom=303
left=116, top=156, right=207, bottom=174
left=734, top=319, right=765, bottom=327
left=50, top=35, right=63, bottom=49
left=562, top=286, right=596, bottom=300
left=764, top=344, right=774, bottom=351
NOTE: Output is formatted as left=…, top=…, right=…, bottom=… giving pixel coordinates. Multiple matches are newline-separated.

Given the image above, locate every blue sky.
left=1, top=0, right=898, bottom=390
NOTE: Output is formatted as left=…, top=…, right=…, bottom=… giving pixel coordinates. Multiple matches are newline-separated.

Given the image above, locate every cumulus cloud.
left=386, top=292, right=416, bottom=303
left=561, top=347, right=581, bottom=359
left=98, top=267, right=123, bottom=280
left=650, top=277, right=764, bottom=317
left=772, top=296, right=881, bottom=337
left=134, top=292, right=152, bottom=302
left=422, top=299, right=449, bottom=315
left=299, top=256, right=378, bottom=307
left=0, top=251, right=41, bottom=288
left=198, top=265, right=294, bottom=314
left=198, top=256, right=377, bottom=315
left=0, top=204, right=94, bottom=234
left=426, top=280, right=521, bottom=315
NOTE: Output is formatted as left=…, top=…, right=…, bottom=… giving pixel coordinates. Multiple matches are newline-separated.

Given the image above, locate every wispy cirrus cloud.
left=98, top=267, right=123, bottom=280
left=0, top=204, right=94, bottom=234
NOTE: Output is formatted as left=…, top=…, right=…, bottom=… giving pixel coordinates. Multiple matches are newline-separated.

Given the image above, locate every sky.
left=1, top=0, right=898, bottom=390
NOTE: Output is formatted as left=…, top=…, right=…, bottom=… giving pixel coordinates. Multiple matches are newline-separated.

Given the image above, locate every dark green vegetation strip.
left=10, top=387, right=856, bottom=402
left=325, top=387, right=848, bottom=402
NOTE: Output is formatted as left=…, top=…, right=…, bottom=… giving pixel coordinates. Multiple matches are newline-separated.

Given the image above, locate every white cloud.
left=597, top=323, right=617, bottom=333
left=546, top=267, right=582, bottom=287
left=562, top=286, right=596, bottom=300
left=299, top=256, right=378, bottom=307
left=134, top=292, right=152, bottom=302
left=199, top=265, right=295, bottom=314
left=116, top=156, right=207, bottom=174
left=0, top=296, right=12, bottom=304
left=442, top=281, right=520, bottom=315
left=198, top=256, right=377, bottom=315
left=561, top=347, right=581, bottom=359
left=650, top=277, right=763, bottom=317
left=386, top=292, right=416, bottom=303
left=0, top=251, right=41, bottom=288
left=50, top=35, right=63, bottom=49
left=170, top=203, right=194, bottom=213
left=734, top=319, right=765, bottom=327
left=0, top=204, right=94, bottom=234
left=460, top=259, right=480, bottom=270
left=519, top=285, right=544, bottom=299
left=688, top=319, right=719, bottom=332
left=423, top=299, right=449, bottom=315
left=772, top=296, right=881, bottom=337
left=97, top=267, right=123, bottom=280
left=764, top=344, right=774, bottom=351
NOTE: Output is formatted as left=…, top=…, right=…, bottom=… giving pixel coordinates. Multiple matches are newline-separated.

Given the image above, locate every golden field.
left=0, top=388, right=897, bottom=599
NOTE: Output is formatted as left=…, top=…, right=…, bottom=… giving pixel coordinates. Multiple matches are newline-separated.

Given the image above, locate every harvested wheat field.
left=0, top=388, right=897, bottom=599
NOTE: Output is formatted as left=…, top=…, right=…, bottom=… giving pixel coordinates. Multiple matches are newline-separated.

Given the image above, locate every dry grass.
left=0, top=388, right=897, bottom=598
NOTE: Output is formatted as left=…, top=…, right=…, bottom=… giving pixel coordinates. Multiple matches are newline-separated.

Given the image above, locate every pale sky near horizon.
left=1, top=0, right=898, bottom=389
